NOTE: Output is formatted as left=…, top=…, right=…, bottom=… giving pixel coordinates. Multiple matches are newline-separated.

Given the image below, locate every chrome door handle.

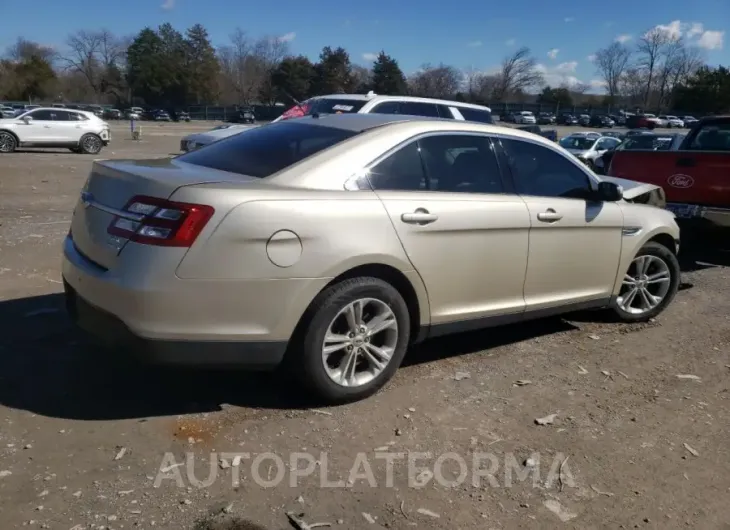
left=401, top=209, right=438, bottom=225
left=44, top=125, right=52, bottom=128
left=537, top=209, right=563, bottom=222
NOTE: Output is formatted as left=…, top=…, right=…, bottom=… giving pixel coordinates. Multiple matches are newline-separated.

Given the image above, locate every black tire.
left=0, top=131, right=17, bottom=153
left=611, top=241, right=680, bottom=322
left=79, top=133, right=103, bottom=155
left=289, top=277, right=411, bottom=404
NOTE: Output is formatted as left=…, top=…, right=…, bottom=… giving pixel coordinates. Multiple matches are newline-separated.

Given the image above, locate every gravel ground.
left=0, top=122, right=728, bottom=530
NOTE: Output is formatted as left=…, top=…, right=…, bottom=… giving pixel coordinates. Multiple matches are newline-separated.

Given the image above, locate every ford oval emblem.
left=667, top=174, right=694, bottom=189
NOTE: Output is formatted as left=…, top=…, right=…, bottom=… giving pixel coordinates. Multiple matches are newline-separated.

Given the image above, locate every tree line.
left=0, top=23, right=727, bottom=114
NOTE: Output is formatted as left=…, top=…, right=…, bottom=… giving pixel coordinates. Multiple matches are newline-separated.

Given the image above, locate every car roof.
left=314, top=93, right=492, bottom=112
left=25, top=107, right=97, bottom=117
left=282, top=112, right=554, bottom=143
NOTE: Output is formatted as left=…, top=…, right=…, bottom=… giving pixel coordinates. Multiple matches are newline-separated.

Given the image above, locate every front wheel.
left=611, top=242, right=680, bottom=322
left=0, top=131, right=17, bottom=153
left=290, top=277, right=411, bottom=403
left=79, top=134, right=103, bottom=155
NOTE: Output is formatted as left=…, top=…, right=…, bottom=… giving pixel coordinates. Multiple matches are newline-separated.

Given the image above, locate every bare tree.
left=6, top=37, right=55, bottom=63
left=493, top=47, right=544, bottom=101
left=60, top=30, right=105, bottom=100
left=636, top=27, right=675, bottom=105
left=618, top=67, right=647, bottom=106
left=218, top=29, right=260, bottom=104
left=594, top=42, right=632, bottom=99
left=408, top=63, right=462, bottom=99
left=350, top=65, right=372, bottom=91
left=464, top=67, right=500, bottom=101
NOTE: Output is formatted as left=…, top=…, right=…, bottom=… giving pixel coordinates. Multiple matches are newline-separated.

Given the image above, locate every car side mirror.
left=597, top=181, right=623, bottom=202
left=22, top=116, right=32, bottom=124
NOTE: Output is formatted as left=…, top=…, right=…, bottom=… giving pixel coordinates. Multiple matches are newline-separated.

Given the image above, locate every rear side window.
left=457, top=107, right=494, bottom=124
left=307, top=98, right=367, bottom=115
left=178, top=122, right=358, bottom=178
left=398, top=102, right=440, bottom=118
left=688, top=123, right=730, bottom=151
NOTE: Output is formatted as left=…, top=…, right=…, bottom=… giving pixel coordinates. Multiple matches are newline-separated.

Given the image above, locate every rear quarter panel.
left=171, top=186, right=431, bottom=326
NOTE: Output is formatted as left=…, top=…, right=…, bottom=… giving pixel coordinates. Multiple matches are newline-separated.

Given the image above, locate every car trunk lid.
left=70, top=158, right=255, bottom=269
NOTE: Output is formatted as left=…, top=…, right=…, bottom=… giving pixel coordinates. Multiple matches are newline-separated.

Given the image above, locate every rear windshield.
left=307, top=98, right=367, bottom=115
left=177, top=121, right=358, bottom=178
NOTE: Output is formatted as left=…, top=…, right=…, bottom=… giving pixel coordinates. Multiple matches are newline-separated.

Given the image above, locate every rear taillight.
left=107, top=195, right=214, bottom=247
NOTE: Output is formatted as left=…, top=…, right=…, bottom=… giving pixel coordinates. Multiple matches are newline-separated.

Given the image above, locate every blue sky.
left=1, top=0, right=727, bottom=91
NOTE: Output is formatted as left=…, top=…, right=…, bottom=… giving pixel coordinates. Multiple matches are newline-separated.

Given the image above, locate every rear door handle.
left=401, top=209, right=438, bottom=225
left=537, top=209, right=563, bottom=222
left=676, top=157, right=696, bottom=167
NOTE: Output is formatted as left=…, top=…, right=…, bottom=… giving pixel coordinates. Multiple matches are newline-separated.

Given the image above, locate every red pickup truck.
left=608, top=116, right=730, bottom=232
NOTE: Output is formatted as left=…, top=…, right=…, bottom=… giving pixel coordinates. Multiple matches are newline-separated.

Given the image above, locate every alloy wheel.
left=0, top=132, right=15, bottom=152
left=617, top=255, right=672, bottom=315
left=321, top=298, right=398, bottom=387
left=83, top=136, right=101, bottom=153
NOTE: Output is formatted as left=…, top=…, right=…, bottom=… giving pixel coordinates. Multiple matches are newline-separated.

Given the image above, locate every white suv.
left=515, top=111, right=537, bottom=124
left=0, top=108, right=111, bottom=154
left=274, top=93, right=495, bottom=124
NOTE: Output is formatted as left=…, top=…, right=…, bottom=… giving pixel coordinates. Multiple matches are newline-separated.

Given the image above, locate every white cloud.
left=698, top=30, right=724, bottom=50
left=646, top=20, right=724, bottom=50
left=467, top=40, right=483, bottom=48
left=277, top=32, right=296, bottom=43
left=547, top=48, right=560, bottom=59
left=160, top=0, right=174, bottom=9
left=505, top=38, right=516, bottom=46
left=652, top=20, right=683, bottom=39
left=587, top=54, right=597, bottom=62
left=615, top=34, right=632, bottom=43
left=362, top=52, right=378, bottom=62
left=687, top=22, right=704, bottom=38
left=564, top=17, right=575, bottom=22
left=590, top=79, right=607, bottom=89
left=536, top=62, right=583, bottom=88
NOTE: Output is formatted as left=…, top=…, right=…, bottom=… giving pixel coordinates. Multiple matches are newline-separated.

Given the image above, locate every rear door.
left=367, top=133, right=531, bottom=327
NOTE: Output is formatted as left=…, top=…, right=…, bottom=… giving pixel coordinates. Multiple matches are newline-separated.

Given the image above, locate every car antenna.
left=283, top=90, right=307, bottom=115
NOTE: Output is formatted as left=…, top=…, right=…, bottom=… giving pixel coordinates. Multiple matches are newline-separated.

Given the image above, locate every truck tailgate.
left=608, top=151, right=730, bottom=208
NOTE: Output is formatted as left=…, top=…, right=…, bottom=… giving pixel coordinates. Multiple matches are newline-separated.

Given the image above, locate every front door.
left=499, top=137, right=624, bottom=311
left=17, top=109, right=62, bottom=143
left=367, top=133, right=531, bottom=327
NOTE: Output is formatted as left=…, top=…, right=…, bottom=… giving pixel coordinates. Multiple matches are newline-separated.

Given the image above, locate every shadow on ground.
left=1, top=240, right=725, bottom=422
left=0, top=292, right=574, bottom=421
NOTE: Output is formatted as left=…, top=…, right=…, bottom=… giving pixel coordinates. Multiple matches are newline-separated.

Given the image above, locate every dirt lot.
left=1, top=122, right=729, bottom=530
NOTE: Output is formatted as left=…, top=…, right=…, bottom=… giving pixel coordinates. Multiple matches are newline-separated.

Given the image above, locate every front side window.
left=368, top=134, right=504, bottom=194
left=398, top=102, right=440, bottom=118
left=370, top=101, right=401, bottom=115
left=457, top=107, right=494, bottom=124
left=501, top=138, right=592, bottom=199
left=178, top=121, right=358, bottom=178
left=26, top=109, right=55, bottom=120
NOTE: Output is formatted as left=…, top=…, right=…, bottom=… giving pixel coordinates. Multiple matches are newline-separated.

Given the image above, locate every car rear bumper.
left=61, top=235, right=325, bottom=368
left=64, top=281, right=287, bottom=368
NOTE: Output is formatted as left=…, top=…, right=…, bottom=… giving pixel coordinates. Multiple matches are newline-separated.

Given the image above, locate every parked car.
left=537, top=112, right=556, bottom=125
left=589, top=115, right=615, bottom=128
left=578, top=114, right=591, bottom=126
left=515, top=124, right=558, bottom=142
left=103, top=108, right=122, bottom=120
left=228, top=106, right=255, bottom=124
left=179, top=123, right=257, bottom=152
left=682, top=116, right=699, bottom=127
left=559, top=132, right=622, bottom=169
left=0, top=105, right=14, bottom=119
left=13, top=104, right=40, bottom=117
left=0, top=107, right=111, bottom=154
left=274, top=93, right=495, bottom=125
left=643, top=113, right=666, bottom=128
left=63, top=113, right=680, bottom=402
left=125, top=108, right=141, bottom=120
left=607, top=115, right=730, bottom=233
left=659, top=115, right=684, bottom=128
left=595, top=133, right=684, bottom=175
left=176, top=111, right=191, bottom=122
left=499, top=112, right=519, bottom=123
left=514, top=111, right=537, bottom=124
left=626, top=115, right=657, bottom=130
left=557, top=114, right=578, bottom=125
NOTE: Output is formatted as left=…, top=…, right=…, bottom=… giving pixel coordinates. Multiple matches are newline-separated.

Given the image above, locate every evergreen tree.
left=371, top=51, right=407, bottom=95
left=272, top=55, right=316, bottom=102
left=313, top=46, right=355, bottom=94
left=185, top=24, right=220, bottom=104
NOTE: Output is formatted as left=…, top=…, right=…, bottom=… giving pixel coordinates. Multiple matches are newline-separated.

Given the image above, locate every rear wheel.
left=291, top=277, right=410, bottom=403
left=79, top=134, right=102, bottom=155
left=612, top=242, right=680, bottom=322
left=0, top=131, right=17, bottom=153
